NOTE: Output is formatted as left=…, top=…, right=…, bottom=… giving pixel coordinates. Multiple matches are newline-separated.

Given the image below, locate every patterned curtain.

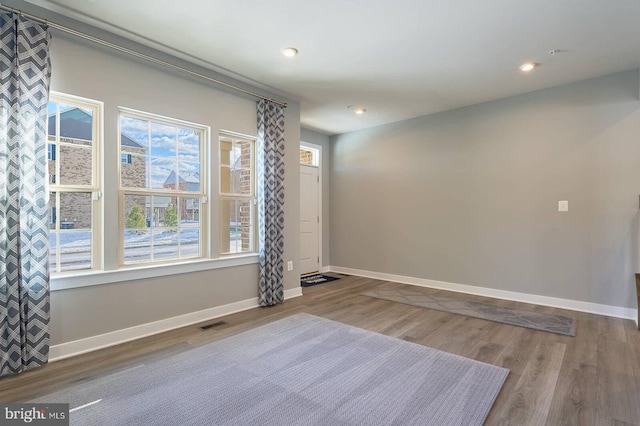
left=0, top=12, right=52, bottom=377
left=256, top=100, right=285, bottom=306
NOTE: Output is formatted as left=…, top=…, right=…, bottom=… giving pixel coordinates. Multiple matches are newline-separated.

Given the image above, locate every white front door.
left=300, top=164, right=319, bottom=274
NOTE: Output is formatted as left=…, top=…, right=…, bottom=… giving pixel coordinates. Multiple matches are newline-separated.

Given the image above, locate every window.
left=47, top=143, right=56, bottom=160
left=119, top=109, right=207, bottom=265
left=300, top=146, right=319, bottom=166
left=47, top=93, right=102, bottom=273
left=219, top=132, right=256, bottom=254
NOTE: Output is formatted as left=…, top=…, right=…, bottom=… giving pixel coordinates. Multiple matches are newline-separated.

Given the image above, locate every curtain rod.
left=0, top=3, right=288, bottom=108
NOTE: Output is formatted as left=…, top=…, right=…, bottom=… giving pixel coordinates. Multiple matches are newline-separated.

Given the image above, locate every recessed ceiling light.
left=282, top=47, right=298, bottom=57
left=519, top=62, right=538, bottom=72
left=348, top=105, right=366, bottom=115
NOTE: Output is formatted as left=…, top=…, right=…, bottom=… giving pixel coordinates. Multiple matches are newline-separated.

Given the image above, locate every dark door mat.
left=301, top=274, right=340, bottom=287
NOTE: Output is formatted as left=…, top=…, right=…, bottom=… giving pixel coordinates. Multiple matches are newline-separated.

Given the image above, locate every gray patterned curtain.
left=0, top=12, right=52, bottom=377
left=257, top=100, right=285, bottom=306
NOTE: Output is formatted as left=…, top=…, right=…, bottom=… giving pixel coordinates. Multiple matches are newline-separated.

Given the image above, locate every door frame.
left=300, top=141, right=323, bottom=272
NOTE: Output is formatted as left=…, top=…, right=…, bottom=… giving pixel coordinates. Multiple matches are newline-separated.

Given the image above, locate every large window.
left=47, top=94, right=256, bottom=280
left=47, top=93, right=102, bottom=273
left=119, top=110, right=207, bottom=265
left=219, top=132, right=256, bottom=254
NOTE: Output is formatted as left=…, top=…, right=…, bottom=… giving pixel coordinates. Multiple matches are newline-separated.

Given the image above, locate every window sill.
left=50, top=254, right=259, bottom=291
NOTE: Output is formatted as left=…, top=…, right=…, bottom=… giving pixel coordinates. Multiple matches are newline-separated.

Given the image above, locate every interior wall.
left=41, top=31, right=300, bottom=344
left=330, top=70, right=640, bottom=310
left=301, top=128, right=331, bottom=267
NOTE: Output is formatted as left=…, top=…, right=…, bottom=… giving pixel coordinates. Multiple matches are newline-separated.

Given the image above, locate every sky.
left=120, top=115, right=201, bottom=189
left=47, top=101, right=203, bottom=189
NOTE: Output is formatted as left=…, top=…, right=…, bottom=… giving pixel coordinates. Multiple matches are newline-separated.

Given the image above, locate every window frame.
left=218, top=131, right=257, bottom=256
left=300, top=146, right=319, bottom=166
left=47, top=91, right=103, bottom=274
left=47, top=143, right=56, bottom=161
left=118, top=107, right=209, bottom=267
left=45, top=96, right=262, bottom=290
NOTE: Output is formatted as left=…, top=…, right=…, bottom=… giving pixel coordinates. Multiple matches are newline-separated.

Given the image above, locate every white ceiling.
left=26, top=0, right=640, bottom=135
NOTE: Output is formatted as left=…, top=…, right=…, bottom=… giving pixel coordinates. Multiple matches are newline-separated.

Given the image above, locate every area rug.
left=300, top=274, right=340, bottom=287
left=362, top=287, right=576, bottom=336
left=33, top=313, right=508, bottom=425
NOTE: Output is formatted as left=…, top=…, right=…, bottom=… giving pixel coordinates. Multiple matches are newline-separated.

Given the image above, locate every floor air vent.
left=200, top=321, right=227, bottom=330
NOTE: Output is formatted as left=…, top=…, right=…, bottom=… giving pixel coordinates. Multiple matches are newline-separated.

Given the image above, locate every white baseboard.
left=49, top=286, right=303, bottom=362
left=319, top=266, right=330, bottom=273
left=330, top=266, right=638, bottom=321
left=285, top=287, right=303, bottom=299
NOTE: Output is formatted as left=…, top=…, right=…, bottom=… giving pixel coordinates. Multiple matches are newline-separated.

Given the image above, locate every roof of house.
left=48, top=107, right=145, bottom=149
left=121, top=134, right=143, bottom=149
left=163, top=171, right=200, bottom=186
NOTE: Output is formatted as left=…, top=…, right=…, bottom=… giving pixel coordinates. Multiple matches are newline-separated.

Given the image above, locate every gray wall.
left=35, top=25, right=300, bottom=344
left=301, top=128, right=331, bottom=267
left=330, top=70, right=640, bottom=309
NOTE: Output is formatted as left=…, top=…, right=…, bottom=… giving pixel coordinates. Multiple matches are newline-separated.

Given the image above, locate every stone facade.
left=239, top=143, right=252, bottom=251
left=120, top=148, right=149, bottom=227
left=48, top=136, right=94, bottom=229
left=49, top=140, right=148, bottom=230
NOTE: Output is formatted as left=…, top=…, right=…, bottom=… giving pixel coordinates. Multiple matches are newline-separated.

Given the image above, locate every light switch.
left=558, top=200, right=568, bottom=212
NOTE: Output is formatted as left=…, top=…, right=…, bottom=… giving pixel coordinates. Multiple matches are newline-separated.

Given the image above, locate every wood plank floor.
left=1, top=275, right=639, bottom=425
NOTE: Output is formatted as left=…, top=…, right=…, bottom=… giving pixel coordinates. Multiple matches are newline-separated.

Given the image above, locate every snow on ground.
left=51, top=222, right=202, bottom=253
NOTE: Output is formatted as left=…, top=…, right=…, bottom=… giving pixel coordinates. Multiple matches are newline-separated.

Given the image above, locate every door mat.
left=301, top=274, right=340, bottom=287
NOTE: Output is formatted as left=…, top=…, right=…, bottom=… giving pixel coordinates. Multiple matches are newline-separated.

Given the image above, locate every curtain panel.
left=256, top=100, right=285, bottom=306
left=0, top=12, right=52, bottom=377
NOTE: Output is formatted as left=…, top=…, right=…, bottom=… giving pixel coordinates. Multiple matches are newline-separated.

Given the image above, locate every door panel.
left=300, top=165, right=319, bottom=274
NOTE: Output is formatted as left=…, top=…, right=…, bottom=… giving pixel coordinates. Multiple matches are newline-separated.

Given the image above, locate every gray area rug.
left=34, top=313, right=508, bottom=425
left=362, top=287, right=576, bottom=336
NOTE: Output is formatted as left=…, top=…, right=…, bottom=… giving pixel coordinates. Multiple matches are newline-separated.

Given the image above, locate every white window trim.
left=50, top=254, right=258, bottom=291
left=219, top=130, right=257, bottom=256
left=48, top=91, right=104, bottom=273
left=118, top=107, right=210, bottom=266
left=300, top=143, right=320, bottom=167
left=46, top=99, right=265, bottom=288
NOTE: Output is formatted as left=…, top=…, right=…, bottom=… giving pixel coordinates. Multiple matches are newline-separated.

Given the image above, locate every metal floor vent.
left=200, top=321, right=227, bottom=330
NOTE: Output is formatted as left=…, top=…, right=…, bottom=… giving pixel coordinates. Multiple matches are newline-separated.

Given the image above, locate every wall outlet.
left=558, top=200, right=568, bottom=212
left=287, top=261, right=293, bottom=271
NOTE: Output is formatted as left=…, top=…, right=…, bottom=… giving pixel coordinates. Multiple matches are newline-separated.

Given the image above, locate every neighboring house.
left=120, top=133, right=148, bottom=226
left=48, top=107, right=147, bottom=229
left=162, top=171, right=200, bottom=222
left=160, top=147, right=251, bottom=251
left=163, top=170, right=200, bottom=192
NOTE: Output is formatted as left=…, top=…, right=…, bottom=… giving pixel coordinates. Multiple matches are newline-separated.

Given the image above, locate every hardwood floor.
left=1, top=275, right=639, bottom=425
